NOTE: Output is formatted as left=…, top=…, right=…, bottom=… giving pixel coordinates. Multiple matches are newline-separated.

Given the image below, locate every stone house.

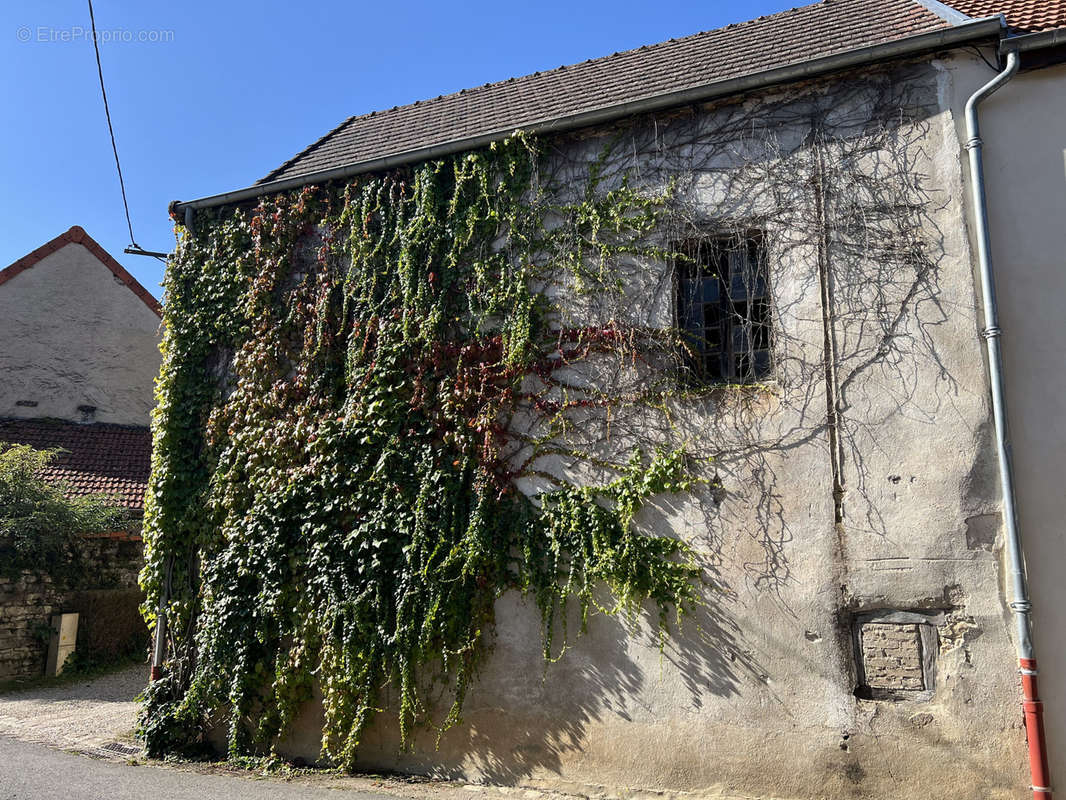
left=0, top=226, right=162, bottom=679
left=163, top=0, right=1066, bottom=796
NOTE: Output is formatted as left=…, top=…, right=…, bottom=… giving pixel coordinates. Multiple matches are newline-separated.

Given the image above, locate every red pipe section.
left=1021, top=658, right=1052, bottom=797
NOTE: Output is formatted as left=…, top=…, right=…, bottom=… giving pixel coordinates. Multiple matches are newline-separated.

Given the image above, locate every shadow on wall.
left=261, top=62, right=990, bottom=790
left=318, top=573, right=766, bottom=785
left=331, top=72, right=958, bottom=781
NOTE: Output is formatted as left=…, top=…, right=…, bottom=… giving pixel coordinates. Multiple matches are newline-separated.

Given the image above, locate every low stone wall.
left=0, top=532, right=146, bottom=682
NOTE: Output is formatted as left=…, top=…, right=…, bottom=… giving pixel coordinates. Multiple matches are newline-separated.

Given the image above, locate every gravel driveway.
left=0, top=663, right=146, bottom=757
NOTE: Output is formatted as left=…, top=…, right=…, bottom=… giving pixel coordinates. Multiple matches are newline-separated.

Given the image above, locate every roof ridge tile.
left=256, top=0, right=845, bottom=183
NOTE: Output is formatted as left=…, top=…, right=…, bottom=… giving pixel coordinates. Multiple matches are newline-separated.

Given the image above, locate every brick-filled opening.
left=852, top=610, right=940, bottom=701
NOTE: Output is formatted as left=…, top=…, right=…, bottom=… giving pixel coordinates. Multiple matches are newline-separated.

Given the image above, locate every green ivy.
left=140, top=134, right=702, bottom=766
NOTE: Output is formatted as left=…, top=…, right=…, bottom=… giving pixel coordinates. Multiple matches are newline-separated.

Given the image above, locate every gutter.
left=963, top=49, right=1053, bottom=799
left=171, top=15, right=1004, bottom=215
left=1000, top=27, right=1066, bottom=54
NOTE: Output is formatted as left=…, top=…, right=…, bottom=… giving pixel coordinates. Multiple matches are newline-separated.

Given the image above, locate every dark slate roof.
left=0, top=418, right=152, bottom=511
left=258, top=0, right=958, bottom=185
left=948, top=0, right=1066, bottom=32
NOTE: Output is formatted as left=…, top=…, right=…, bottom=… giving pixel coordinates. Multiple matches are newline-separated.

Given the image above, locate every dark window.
left=675, top=234, right=771, bottom=382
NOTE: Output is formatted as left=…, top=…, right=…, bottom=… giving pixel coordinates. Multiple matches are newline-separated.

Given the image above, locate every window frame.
left=673, top=231, right=773, bottom=385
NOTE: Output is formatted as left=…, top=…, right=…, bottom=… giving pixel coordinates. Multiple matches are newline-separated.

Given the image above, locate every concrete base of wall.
left=204, top=592, right=1027, bottom=800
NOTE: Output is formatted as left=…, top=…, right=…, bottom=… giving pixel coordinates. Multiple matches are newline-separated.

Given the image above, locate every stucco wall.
left=0, top=242, right=162, bottom=426
left=251, top=57, right=1030, bottom=798
left=946, top=53, right=1066, bottom=781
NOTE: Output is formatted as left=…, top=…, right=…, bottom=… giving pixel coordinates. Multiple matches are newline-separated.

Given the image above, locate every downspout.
left=150, top=609, right=166, bottom=681
left=150, top=556, right=172, bottom=682
left=963, top=49, right=1052, bottom=798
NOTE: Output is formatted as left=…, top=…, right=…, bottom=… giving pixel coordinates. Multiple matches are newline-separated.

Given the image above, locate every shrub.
left=0, top=443, right=130, bottom=577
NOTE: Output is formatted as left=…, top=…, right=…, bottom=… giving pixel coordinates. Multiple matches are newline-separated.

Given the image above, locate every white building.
left=159, top=1, right=1066, bottom=795
left=0, top=225, right=161, bottom=427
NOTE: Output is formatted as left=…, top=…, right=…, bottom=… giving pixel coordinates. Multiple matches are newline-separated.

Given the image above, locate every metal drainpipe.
left=149, top=611, right=166, bottom=681
left=964, top=49, right=1052, bottom=798
left=150, top=556, right=172, bottom=682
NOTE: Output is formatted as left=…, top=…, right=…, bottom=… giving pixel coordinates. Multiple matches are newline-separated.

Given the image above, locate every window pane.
left=732, top=321, right=750, bottom=352
left=752, top=349, right=771, bottom=377
left=676, top=233, right=770, bottom=383
left=701, top=280, right=720, bottom=303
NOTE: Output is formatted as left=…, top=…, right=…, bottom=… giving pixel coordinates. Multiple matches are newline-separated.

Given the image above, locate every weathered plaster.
left=0, top=242, right=162, bottom=426
left=945, top=51, right=1066, bottom=782
left=210, top=57, right=1034, bottom=798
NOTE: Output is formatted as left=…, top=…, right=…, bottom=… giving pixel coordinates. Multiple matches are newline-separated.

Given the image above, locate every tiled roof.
left=947, top=0, right=1066, bottom=32
left=0, top=418, right=152, bottom=511
left=0, top=226, right=162, bottom=317
left=258, top=0, right=958, bottom=185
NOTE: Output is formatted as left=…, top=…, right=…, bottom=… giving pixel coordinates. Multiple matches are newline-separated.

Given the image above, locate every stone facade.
left=0, top=534, right=145, bottom=682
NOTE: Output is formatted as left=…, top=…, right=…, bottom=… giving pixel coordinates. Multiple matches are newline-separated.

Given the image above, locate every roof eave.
left=1000, top=26, right=1066, bottom=53
left=171, top=14, right=1005, bottom=215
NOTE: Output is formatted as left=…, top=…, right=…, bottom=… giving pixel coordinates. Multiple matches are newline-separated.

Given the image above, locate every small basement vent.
left=853, top=611, right=940, bottom=701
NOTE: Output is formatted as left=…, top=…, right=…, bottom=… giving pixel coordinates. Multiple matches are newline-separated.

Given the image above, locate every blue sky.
left=1, top=1, right=796, bottom=300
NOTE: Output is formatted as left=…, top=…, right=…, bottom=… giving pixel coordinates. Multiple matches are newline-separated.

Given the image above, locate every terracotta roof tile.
left=258, top=0, right=954, bottom=185
left=0, top=418, right=152, bottom=511
left=947, top=0, right=1066, bottom=32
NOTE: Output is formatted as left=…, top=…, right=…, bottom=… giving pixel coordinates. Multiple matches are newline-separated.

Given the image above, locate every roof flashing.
left=914, top=0, right=973, bottom=25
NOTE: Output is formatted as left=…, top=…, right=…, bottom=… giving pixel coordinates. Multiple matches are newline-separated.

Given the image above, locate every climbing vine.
left=142, top=61, right=948, bottom=766
left=140, top=134, right=705, bottom=765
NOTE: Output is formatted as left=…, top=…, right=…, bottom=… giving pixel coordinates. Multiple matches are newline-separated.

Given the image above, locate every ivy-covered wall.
left=144, top=59, right=1028, bottom=797
left=142, top=133, right=710, bottom=764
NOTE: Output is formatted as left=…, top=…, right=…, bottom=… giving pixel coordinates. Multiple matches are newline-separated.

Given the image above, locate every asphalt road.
left=0, top=736, right=393, bottom=800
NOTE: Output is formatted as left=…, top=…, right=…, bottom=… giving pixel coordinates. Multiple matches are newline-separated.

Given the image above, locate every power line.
left=87, top=0, right=139, bottom=249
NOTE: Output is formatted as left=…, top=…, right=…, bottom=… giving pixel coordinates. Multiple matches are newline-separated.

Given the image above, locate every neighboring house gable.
left=0, top=226, right=162, bottom=427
